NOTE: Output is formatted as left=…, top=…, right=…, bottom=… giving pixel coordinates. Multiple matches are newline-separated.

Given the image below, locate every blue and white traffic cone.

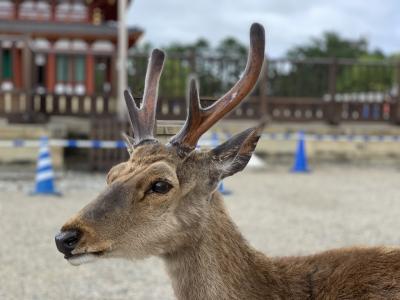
left=291, top=131, right=310, bottom=173
left=211, top=132, right=232, bottom=195
left=31, top=136, right=60, bottom=196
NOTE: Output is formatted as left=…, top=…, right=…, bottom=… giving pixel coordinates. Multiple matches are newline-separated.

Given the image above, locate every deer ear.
left=121, top=132, right=135, bottom=155
left=210, top=119, right=266, bottom=180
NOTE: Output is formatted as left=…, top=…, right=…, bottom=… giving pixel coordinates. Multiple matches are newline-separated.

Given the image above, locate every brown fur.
left=59, top=140, right=400, bottom=300
left=57, top=23, right=400, bottom=300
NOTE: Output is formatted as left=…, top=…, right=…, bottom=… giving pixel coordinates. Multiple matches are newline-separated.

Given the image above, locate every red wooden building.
left=0, top=0, right=142, bottom=120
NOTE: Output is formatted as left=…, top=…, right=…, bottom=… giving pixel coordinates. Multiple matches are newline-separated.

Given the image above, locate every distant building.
left=0, top=0, right=142, bottom=121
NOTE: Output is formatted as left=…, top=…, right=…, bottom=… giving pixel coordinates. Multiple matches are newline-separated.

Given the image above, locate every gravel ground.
left=1, top=164, right=400, bottom=300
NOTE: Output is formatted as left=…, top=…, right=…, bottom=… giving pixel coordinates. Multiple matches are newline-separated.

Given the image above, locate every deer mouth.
left=66, top=250, right=106, bottom=266
left=55, top=229, right=113, bottom=266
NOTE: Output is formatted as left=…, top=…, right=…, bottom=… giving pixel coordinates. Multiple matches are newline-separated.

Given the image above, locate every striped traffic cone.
left=31, top=136, right=60, bottom=196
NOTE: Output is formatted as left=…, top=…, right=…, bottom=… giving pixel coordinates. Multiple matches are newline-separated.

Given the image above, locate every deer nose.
left=55, top=229, right=81, bottom=258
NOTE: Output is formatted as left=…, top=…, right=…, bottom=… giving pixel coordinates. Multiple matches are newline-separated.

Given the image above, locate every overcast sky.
left=127, top=0, right=399, bottom=57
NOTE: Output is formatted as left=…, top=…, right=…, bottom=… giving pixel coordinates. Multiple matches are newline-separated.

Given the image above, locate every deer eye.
left=150, top=181, right=172, bottom=194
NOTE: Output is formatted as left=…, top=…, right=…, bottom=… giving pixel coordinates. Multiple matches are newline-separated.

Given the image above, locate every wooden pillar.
left=117, top=0, right=128, bottom=119
left=189, top=49, right=197, bottom=73
left=22, top=40, right=32, bottom=90
left=51, top=0, right=56, bottom=21
left=67, top=53, right=73, bottom=85
left=14, top=0, right=20, bottom=20
left=22, top=40, right=33, bottom=115
left=12, top=46, right=21, bottom=89
left=394, top=61, right=400, bottom=125
left=258, top=57, right=268, bottom=118
left=87, top=1, right=94, bottom=23
left=86, top=53, right=94, bottom=95
left=326, top=57, right=340, bottom=125
left=110, top=52, right=117, bottom=97
left=46, top=52, right=56, bottom=93
left=0, top=47, right=3, bottom=84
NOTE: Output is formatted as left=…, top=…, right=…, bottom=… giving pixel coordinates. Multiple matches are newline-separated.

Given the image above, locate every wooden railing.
left=1, top=91, right=398, bottom=125
left=1, top=56, right=399, bottom=125
left=0, top=92, right=115, bottom=122
left=265, top=97, right=396, bottom=123
left=89, top=117, right=131, bottom=171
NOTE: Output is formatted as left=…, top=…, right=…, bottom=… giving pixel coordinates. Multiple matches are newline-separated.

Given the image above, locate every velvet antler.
left=124, top=49, right=165, bottom=146
left=169, top=23, right=265, bottom=153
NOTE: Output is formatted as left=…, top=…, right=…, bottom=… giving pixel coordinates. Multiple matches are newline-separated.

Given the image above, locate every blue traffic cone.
left=210, top=132, right=219, bottom=148
left=31, top=137, right=60, bottom=196
left=291, top=131, right=309, bottom=173
left=218, top=181, right=231, bottom=195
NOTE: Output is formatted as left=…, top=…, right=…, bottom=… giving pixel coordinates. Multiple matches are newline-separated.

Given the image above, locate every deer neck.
left=162, top=193, right=282, bottom=300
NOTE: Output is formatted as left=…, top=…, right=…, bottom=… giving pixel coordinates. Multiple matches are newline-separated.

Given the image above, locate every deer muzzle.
left=55, top=229, right=82, bottom=258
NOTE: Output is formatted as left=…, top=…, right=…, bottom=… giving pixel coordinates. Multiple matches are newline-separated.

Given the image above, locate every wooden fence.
left=0, top=55, right=399, bottom=125
left=0, top=92, right=115, bottom=122
left=86, top=56, right=400, bottom=171
left=89, top=118, right=131, bottom=171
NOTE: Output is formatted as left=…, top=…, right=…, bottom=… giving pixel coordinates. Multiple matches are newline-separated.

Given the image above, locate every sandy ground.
left=1, top=164, right=400, bottom=300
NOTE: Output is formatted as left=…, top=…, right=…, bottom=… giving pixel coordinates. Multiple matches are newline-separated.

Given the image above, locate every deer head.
left=55, top=23, right=266, bottom=266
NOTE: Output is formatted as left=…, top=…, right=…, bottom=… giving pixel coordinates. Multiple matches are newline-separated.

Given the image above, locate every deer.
left=55, top=23, right=400, bottom=300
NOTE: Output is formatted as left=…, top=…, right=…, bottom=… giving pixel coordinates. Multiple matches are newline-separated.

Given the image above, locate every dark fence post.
left=394, top=61, right=400, bottom=125
left=25, top=90, right=33, bottom=115
left=326, top=57, right=341, bottom=125
left=258, top=57, right=268, bottom=118
left=189, top=50, right=197, bottom=74
left=0, top=47, right=3, bottom=84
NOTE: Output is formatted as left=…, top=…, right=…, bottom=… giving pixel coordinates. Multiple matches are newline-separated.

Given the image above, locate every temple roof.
left=11, top=0, right=133, bottom=22
left=0, top=19, right=143, bottom=46
left=96, top=0, right=133, bottom=21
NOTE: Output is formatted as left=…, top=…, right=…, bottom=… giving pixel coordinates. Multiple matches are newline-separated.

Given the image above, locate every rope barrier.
left=0, top=133, right=399, bottom=149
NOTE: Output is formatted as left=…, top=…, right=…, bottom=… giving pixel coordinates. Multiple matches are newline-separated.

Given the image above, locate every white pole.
left=117, top=0, right=128, bottom=120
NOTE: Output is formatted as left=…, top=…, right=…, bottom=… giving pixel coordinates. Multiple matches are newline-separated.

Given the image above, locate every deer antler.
left=124, top=49, right=165, bottom=146
left=169, top=23, right=265, bottom=153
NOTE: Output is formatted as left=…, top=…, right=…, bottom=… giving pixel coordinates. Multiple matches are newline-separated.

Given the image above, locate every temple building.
left=0, top=0, right=142, bottom=121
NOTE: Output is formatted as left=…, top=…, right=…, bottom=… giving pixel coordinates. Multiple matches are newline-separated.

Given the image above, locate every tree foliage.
left=129, top=37, right=248, bottom=98
left=129, top=32, right=398, bottom=100
left=287, top=32, right=369, bottom=59
left=268, top=32, right=395, bottom=97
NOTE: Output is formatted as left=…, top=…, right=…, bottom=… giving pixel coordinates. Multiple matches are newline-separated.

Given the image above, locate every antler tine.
left=124, top=49, right=165, bottom=146
left=186, top=77, right=202, bottom=125
left=170, top=23, right=265, bottom=151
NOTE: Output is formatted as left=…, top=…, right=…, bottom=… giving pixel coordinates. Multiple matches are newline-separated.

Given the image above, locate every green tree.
left=336, top=52, right=393, bottom=93
left=128, top=37, right=251, bottom=99
left=217, top=37, right=247, bottom=57
left=268, top=32, right=394, bottom=97
left=129, top=41, right=193, bottom=98
left=287, top=32, right=368, bottom=59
